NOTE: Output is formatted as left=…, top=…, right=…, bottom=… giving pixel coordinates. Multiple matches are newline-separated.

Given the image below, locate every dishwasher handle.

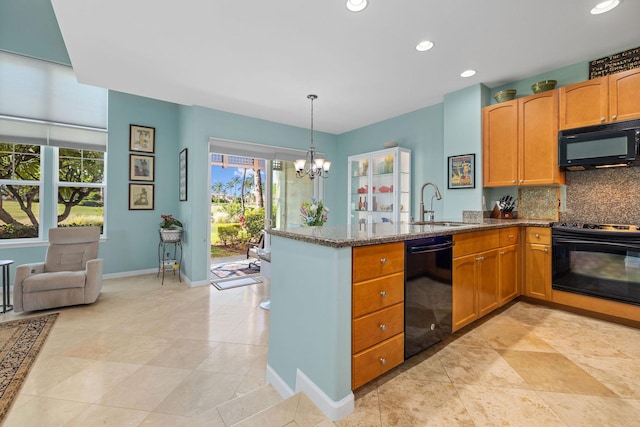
left=408, top=241, right=454, bottom=254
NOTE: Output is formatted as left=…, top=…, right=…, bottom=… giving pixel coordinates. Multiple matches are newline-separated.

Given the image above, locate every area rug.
left=212, top=275, right=263, bottom=291
left=0, top=313, right=58, bottom=423
left=210, top=259, right=260, bottom=280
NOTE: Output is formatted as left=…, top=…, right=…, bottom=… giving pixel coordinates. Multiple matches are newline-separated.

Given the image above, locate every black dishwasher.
left=404, top=235, right=453, bottom=359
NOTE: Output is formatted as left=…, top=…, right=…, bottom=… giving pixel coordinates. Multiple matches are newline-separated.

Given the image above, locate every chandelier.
left=295, top=94, right=330, bottom=179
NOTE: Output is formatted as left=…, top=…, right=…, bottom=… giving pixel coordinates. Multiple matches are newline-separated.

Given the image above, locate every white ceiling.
left=51, top=0, right=640, bottom=135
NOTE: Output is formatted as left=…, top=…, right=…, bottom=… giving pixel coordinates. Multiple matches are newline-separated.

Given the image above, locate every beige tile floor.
left=338, top=301, right=640, bottom=426
left=3, top=273, right=640, bottom=426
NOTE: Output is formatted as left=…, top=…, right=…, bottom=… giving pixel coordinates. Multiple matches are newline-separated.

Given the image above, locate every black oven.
left=552, top=224, right=640, bottom=306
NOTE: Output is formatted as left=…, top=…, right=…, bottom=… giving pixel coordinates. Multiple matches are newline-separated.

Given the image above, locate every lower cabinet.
left=452, top=230, right=500, bottom=332
left=498, top=227, right=519, bottom=306
left=523, top=227, right=552, bottom=300
left=352, top=242, right=404, bottom=389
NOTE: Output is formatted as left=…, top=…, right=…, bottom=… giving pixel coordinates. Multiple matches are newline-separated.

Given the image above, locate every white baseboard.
left=266, top=364, right=294, bottom=399
left=103, top=268, right=157, bottom=279
left=265, top=364, right=354, bottom=422
left=295, top=369, right=354, bottom=421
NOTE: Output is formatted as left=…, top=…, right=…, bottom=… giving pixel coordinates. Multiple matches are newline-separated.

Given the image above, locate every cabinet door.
left=524, top=243, right=551, bottom=300
left=498, top=244, right=519, bottom=305
left=482, top=100, right=518, bottom=187
left=476, top=248, right=499, bottom=317
left=559, top=76, right=608, bottom=130
left=519, top=90, right=564, bottom=185
left=452, top=253, right=477, bottom=332
left=609, top=68, right=640, bottom=123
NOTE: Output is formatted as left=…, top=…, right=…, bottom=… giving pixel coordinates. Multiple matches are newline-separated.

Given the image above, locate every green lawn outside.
left=1, top=200, right=103, bottom=224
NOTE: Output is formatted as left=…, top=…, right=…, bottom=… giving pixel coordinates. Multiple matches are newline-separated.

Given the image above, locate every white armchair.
left=13, top=226, right=103, bottom=313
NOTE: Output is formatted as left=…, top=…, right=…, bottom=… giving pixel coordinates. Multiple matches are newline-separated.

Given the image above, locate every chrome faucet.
left=420, top=182, right=442, bottom=222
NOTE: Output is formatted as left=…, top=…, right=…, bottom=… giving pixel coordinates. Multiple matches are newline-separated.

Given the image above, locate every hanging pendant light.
left=295, top=94, right=331, bottom=180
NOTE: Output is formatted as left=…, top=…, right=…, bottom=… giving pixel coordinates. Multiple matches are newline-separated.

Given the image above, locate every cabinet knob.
left=508, top=234, right=514, bottom=239
left=519, top=179, right=523, bottom=183
left=535, top=233, right=540, bottom=238
left=601, top=117, right=606, bottom=122
left=380, top=258, right=387, bottom=264
left=379, top=357, right=387, bottom=365
left=512, top=180, right=516, bottom=184
left=475, top=256, right=485, bottom=261
left=379, top=323, right=387, bottom=331
left=544, top=248, right=549, bottom=253
left=612, top=114, right=617, bottom=120
left=380, top=290, right=387, bottom=297
left=500, top=251, right=505, bottom=255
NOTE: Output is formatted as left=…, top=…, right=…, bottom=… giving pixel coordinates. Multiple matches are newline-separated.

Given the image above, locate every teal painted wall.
left=336, top=104, right=444, bottom=221
left=269, top=235, right=352, bottom=401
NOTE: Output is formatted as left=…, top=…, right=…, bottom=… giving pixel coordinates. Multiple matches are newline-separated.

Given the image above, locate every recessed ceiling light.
left=416, top=40, right=434, bottom=52
left=346, top=0, right=367, bottom=12
left=591, top=0, right=621, bottom=14
left=460, top=69, right=476, bottom=78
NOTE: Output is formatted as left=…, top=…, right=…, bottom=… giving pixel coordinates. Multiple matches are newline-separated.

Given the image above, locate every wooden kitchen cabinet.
left=452, top=230, right=500, bottom=331
left=559, top=68, right=640, bottom=130
left=498, top=227, right=519, bottom=306
left=352, top=242, right=404, bottom=389
left=523, top=227, right=552, bottom=301
left=483, top=90, right=564, bottom=187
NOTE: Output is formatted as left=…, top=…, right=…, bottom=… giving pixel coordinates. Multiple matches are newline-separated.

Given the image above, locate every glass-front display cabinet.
left=347, top=147, right=411, bottom=226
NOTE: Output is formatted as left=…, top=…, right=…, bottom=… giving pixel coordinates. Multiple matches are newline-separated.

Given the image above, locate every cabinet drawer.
left=352, top=303, right=404, bottom=353
left=525, top=227, right=551, bottom=244
left=453, top=230, right=499, bottom=258
left=353, top=242, right=404, bottom=282
left=353, top=272, right=404, bottom=318
left=352, top=333, right=404, bottom=390
left=499, top=227, right=519, bottom=246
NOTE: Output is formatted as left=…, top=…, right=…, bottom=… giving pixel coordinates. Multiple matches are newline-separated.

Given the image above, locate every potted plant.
left=159, top=214, right=183, bottom=242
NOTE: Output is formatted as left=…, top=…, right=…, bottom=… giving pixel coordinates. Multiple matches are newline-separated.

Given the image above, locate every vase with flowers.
left=159, top=214, right=183, bottom=242
left=300, top=198, right=329, bottom=227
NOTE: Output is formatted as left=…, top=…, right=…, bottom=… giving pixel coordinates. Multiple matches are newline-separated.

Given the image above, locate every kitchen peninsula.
left=265, top=218, right=549, bottom=420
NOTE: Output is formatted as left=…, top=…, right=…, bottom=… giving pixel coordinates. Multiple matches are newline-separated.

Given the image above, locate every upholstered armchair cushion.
left=13, top=226, right=103, bottom=313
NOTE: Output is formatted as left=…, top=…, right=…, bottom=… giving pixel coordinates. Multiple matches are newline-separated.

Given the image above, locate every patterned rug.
left=210, top=259, right=260, bottom=280
left=0, top=313, right=58, bottom=423
left=211, top=259, right=262, bottom=290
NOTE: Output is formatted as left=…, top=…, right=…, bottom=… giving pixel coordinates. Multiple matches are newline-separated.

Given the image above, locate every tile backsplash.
left=562, top=167, right=640, bottom=224
left=518, top=187, right=560, bottom=220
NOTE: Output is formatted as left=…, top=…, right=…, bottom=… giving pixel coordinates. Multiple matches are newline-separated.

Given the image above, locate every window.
left=0, top=143, right=42, bottom=238
left=0, top=51, right=108, bottom=242
left=57, top=148, right=105, bottom=230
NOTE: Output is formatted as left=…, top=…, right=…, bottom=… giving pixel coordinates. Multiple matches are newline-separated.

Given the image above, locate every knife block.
left=490, top=204, right=516, bottom=219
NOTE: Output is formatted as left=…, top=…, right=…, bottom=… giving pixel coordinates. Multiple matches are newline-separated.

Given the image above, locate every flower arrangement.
left=300, top=198, right=329, bottom=227
left=160, top=214, right=183, bottom=229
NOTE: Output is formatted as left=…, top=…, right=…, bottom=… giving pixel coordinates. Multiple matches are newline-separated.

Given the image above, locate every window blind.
left=0, top=50, right=107, bottom=150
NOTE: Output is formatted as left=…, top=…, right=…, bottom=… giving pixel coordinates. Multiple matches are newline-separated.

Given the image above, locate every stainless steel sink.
left=409, top=221, right=468, bottom=227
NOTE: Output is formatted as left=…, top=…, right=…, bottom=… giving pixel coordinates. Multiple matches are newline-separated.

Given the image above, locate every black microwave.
left=558, top=119, right=640, bottom=170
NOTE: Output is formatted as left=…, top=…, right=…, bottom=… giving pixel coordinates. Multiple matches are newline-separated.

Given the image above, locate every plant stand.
left=157, top=229, right=183, bottom=285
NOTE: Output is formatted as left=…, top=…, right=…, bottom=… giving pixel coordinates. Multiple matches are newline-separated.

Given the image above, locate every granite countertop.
left=268, top=218, right=552, bottom=248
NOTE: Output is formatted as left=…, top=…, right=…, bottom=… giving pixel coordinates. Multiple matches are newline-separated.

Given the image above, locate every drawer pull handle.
left=500, top=251, right=505, bottom=255
left=380, top=290, right=387, bottom=297
left=380, top=258, right=387, bottom=264
left=475, top=256, right=485, bottom=261
left=508, top=234, right=514, bottom=238
left=379, top=323, right=386, bottom=331
left=379, top=357, right=387, bottom=365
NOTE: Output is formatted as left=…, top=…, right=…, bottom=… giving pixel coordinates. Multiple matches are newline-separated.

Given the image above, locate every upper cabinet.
left=559, top=68, right=640, bottom=130
left=348, top=147, right=411, bottom=226
left=483, top=90, right=564, bottom=187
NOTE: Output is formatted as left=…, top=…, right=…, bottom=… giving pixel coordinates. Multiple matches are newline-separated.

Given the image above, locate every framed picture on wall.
left=179, top=148, right=188, bottom=201
left=448, top=153, right=475, bottom=189
left=129, top=154, right=154, bottom=182
left=129, top=124, right=155, bottom=153
left=129, top=183, right=154, bottom=210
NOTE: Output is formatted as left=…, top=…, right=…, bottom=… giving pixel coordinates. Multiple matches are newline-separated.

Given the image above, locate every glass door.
left=272, top=160, right=315, bottom=228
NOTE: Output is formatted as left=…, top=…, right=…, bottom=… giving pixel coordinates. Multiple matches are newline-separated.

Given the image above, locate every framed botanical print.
left=129, top=154, right=154, bottom=182
left=129, top=124, right=155, bottom=153
left=448, top=154, right=475, bottom=189
left=129, top=183, right=154, bottom=210
left=179, top=148, right=188, bottom=201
